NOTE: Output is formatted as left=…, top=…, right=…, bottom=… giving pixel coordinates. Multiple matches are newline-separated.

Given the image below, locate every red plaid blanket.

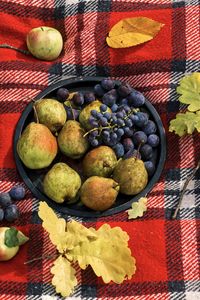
left=0, top=0, right=200, bottom=299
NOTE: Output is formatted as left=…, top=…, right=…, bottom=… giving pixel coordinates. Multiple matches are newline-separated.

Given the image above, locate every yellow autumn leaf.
left=38, top=202, right=96, bottom=253
left=66, top=224, right=136, bottom=284
left=51, top=255, right=77, bottom=297
left=65, top=220, right=97, bottom=251
left=106, top=17, right=164, bottom=48
left=38, top=202, right=67, bottom=253
left=127, top=197, right=148, bottom=219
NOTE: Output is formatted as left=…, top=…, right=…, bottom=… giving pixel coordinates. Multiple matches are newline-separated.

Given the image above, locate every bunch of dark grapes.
left=88, top=78, right=161, bottom=176
left=0, top=186, right=25, bottom=222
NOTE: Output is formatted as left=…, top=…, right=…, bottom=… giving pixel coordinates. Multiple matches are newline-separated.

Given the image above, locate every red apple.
left=26, top=26, right=63, bottom=61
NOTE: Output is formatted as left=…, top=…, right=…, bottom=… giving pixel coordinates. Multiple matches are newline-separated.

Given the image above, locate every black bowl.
left=13, top=76, right=166, bottom=218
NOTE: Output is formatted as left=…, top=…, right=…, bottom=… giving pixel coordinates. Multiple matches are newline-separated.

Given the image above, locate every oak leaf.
left=51, top=256, right=77, bottom=297
left=176, top=72, right=200, bottom=112
left=127, top=197, right=148, bottom=219
left=38, top=202, right=67, bottom=253
left=106, top=17, right=164, bottom=48
left=66, top=224, right=136, bottom=284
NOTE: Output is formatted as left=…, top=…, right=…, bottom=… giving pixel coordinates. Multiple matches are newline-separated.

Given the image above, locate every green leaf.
left=4, top=227, right=19, bottom=247
left=177, top=72, right=200, bottom=111
left=169, top=111, right=200, bottom=136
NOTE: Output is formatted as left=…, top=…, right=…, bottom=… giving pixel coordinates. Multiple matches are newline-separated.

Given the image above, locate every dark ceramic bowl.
left=13, top=77, right=166, bottom=218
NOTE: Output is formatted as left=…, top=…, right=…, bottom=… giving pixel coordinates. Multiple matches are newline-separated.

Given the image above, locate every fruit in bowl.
left=14, top=77, right=166, bottom=217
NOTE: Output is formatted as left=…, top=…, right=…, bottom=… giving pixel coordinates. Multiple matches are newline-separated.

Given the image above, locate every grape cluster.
left=88, top=78, right=160, bottom=176
left=0, top=185, right=25, bottom=222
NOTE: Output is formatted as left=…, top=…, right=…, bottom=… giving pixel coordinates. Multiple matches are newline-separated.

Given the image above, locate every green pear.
left=79, top=100, right=111, bottom=130
left=83, top=146, right=117, bottom=178
left=58, top=120, right=89, bottom=159
left=113, top=157, right=148, bottom=195
left=80, top=176, right=119, bottom=211
left=17, top=122, right=57, bottom=169
left=34, top=98, right=67, bottom=132
left=43, top=162, right=81, bottom=203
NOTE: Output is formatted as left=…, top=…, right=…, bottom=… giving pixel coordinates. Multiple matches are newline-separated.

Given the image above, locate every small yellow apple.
left=26, top=26, right=63, bottom=61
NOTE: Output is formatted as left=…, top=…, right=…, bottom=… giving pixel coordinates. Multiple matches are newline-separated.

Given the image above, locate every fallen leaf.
left=127, top=197, right=148, bottom=219
left=176, top=72, right=200, bottom=112
left=169, top=111, right=200, bottom=136
left=38, top=202, right=67, bottom=253
left=51, top=256, right=77, bottom=297
left=66, top=224, right=136, bottom=284
left=106, top=17, right=164, bottom=48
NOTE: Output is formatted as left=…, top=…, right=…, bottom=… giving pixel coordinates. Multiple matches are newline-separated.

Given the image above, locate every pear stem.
left=0, top=43, right=30, bottom=55
left=33, top=105, right=39, bottom=124
left=172, top=159, right=200, bottom=219
left=24, top=254, right=58, bottom=264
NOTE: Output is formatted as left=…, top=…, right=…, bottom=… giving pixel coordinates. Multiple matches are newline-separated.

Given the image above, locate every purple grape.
left=121, top=98, right=128, bottom=105
left=111, top=115, right=118, bottom=124
left=102, top=90, right=117, bottom=107
left=0, top=192, right=12, bottom=208
left=72, top=92, right=84, bottom=106
left=101, top=78, right=115, bottom=91
left=56, top=88, right=69, bottom=102
left=134, top=112, right=149, bottom=127
left=110, top=132, right=118, bottom=144
left=104, top=112, right=111, bottom=120
left=140, top=144, right=153, bottom=160
left=111, top=104, right=118, bottom=112
left=123, top=105, right=131, bottom=113
left=9, top=185, right=25, bottom=201
left=124, top=118, right=133, bottom=127
left=123, top=138, right=134, bottom=152
left=96, top=112, right=103, bottom=119
left=100, top=104, right=108, bottom=112
left=127, top=90, right=145, bottom=107
left=0, top=208, right=4, bottom=221
left=102, top=130, right=110, bottom=139
left=99, top=116, right=108, bottom=126
left=124, top=127, right=134, bottom=137
left=94, top=84, right=105, bottom=97
left=117, top=128, right=125, bottom=137
left=147, top=134, right=160, bottom=147
left=132, top=131, right=147, bottom=146
left=116, top=111, right=124, bottom=119
left=113, top=143, right=125, bottom=158
left=117, top=118, right=125, bottom=127
left=91, top=110, right=97, bottom=117
left=117, top=83, right=132, bottom=97
left=144, top=161, right=155, bottom=177
left=65, top=107, right=79, bottom=120
left=4, top=204, right=19, bottom=222
left=89, top=130, right=98, bottom=138
left=143, top=120, right=157, bottom=135
left=84, top=92, right=95, bottom=103
left=91, top=139, right=99, bottom=147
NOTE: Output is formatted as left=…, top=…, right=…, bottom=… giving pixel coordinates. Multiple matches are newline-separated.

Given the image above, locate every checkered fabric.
left=0, top=0, right=200, bottom=299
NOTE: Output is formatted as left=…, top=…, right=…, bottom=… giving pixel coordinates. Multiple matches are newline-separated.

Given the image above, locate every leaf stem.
left=0, top=43, right=30, bottom=55
left=172, top=159, right=200, bottom=219
left=24, top=254, right=58, bottom=264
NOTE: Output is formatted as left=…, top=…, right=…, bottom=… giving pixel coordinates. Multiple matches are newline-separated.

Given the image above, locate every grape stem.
left=24, top=254, right=58, bottom=264
left=0, top=43, right=30, bottom=55
left=172, top=159, right=200, bottom=219
left=83, top=125, right=116, bottom=138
